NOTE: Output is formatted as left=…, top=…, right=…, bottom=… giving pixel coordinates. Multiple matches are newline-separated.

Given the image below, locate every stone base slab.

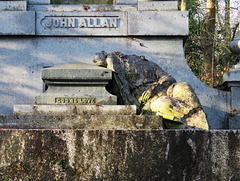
left=0, top=129, right=239, bottom=180
left=0, top=114, right=162, bottom=129
left=14, top=104, right=136, bottom=115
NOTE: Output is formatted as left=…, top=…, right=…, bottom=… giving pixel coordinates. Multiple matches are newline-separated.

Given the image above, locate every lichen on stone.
left=93, top=51, right=209, bottom=130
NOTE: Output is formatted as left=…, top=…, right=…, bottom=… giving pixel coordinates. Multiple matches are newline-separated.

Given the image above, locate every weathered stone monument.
left=13, top=61, right=164, bottom=130
left=35, top=63, right=117, bottom=105
left=0, top=0, right=231, bottom=129
left=1, top=0, right=240, bottom=180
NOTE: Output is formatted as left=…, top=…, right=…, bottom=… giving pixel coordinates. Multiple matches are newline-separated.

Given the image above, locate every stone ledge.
left=222, top=69, right=240, bottom=87
left=138, top=1, right=178, bottom=11
left=0, top=1, right=27, bottom=11
left=14, top=105, right=137, bottom=115
left=29, top=0, right=50, bottom=5
left=116, top=0, right=138, bottom=4
left=28, top=4, right=137, bottom=11
left=0, top=114, right=162, bottom=129
left=41, top=63, right=112, bottom=80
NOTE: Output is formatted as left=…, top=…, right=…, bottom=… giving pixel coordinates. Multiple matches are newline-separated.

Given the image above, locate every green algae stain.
left=57, top=159, right=66, bottom=169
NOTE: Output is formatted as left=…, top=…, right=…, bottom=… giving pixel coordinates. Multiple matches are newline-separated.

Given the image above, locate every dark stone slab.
left=0, top=129, right=239, bottom=180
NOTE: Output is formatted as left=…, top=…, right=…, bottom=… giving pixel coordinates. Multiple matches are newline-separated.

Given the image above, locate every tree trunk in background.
left=224, top=0, right=231, bottom=40
left=181, top=0, right=187, bottom=11
left=202, top=0, right=215, bottom=76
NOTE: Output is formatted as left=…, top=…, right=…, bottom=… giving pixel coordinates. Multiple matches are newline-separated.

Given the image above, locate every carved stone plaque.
left=36, top=11, right=127, bottom=36
left=55, top=98, right=97, bottom=104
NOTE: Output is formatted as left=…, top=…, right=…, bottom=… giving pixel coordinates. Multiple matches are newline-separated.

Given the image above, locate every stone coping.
left=222, top=69, right=240, bottom=87
left=14, top=105, right=137, bottom=115
left=28, top=1, right=177, bottom=12
left=41, top=63, right=112, bottom=80
left=29, top=4, right=138, bottom=11
left=0, top=114, right=163, bottom=129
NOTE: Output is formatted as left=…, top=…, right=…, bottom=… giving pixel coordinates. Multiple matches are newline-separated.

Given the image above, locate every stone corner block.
left=222, top=69, right=240, bottom=87
left=138, top=1, right=178, bottom=11
left=0, top=1, right=27, bottom=11
left=0, top=11, right=35, bottom=35
left=128, top=11, right=189, bottom=36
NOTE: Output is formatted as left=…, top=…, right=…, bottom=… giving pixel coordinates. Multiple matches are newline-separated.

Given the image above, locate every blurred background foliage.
left=181, top=0, right=240, bottom=88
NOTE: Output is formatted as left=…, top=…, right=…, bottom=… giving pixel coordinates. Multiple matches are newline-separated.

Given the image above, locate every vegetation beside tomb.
left=181, top=0, right=240, bottom=87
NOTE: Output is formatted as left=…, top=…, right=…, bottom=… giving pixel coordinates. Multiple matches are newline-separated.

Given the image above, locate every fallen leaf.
left=231, top=108, right=238, bottom=117
left=83, top=5, right=90, bottom=10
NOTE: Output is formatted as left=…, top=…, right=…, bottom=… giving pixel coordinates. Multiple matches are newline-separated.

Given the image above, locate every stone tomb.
left=13, top=62, right=163, bottom=130
left=0, top=0, right=232, bottom=129
left=35, top=62, right=117, bottom=105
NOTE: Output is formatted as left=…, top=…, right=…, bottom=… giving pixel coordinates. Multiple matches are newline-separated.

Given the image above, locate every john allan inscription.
left=41, top=16, right=120, bottom=29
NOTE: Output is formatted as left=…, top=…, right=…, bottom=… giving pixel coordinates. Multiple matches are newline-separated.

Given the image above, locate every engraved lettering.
left=42, top=18, right=53, bottom=28
left=65, top=98, right=69, bottom=103
left=68, top=18, right=76, bottom=28
left=79, top=18, right=87, bottom=28
left=109, top=18, right=117, bottom=28
left=88, top=18, right=94, bottom=28
left=56, top=98, right=61, bottom=103
left=55, top=98, right=96, bottom=104
left=60, top=18, right=68, bottom=28
left=101, top=18, right=109, bottom=28
left=95, top=18, right=101, bottom=28
left=41, top=17, right=120, bottom=29
left=53, top=19, right=60, bottom=28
